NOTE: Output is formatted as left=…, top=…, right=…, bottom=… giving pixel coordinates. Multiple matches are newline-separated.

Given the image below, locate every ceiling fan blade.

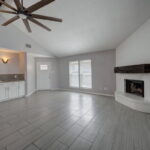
left=31, top=14, right=62, bottom=22
left=14, top=0, right=22, bottom=10
left=0, top=0, right=17, bottom=11
left=22, top=19, right=32, bottom=32
left=26, top=0, right=55, bottom=13
left=28, top=17, right=51, bottom=31
left=0, top=9, right=17, bottom=14
left=1, top=16, right=20, bottom=26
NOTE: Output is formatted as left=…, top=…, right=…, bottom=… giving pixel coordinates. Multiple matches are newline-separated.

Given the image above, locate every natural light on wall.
left=40, top=65, right=48, bottom=71
left=69, top=60, right=92, bottom=89
left=80, top=60, right=92, bottom=88
left=69, top=61, right=79, bottom=88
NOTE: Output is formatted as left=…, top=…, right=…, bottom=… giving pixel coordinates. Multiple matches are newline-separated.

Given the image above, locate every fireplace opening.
left=125, top=79, right=144, bottom=97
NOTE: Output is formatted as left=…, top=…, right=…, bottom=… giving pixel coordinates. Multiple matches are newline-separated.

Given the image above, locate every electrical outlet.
left=104, top=87, right=108, bottom=91
left=14, top=74, right=18, bottom=79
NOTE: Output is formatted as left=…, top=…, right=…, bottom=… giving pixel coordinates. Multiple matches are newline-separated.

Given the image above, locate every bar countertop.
left=0, top=80, right=25, bottom=83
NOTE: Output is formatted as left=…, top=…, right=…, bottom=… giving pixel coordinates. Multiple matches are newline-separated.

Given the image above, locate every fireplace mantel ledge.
left=115, top=92, right=150, bottom=113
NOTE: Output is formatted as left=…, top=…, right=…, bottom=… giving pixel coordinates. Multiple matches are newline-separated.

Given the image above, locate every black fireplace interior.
left=125, top=79, right=144, bottom=97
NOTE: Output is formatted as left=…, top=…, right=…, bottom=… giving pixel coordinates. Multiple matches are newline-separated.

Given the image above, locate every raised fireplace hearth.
left=115, top=73, right=150, bottom=113
left=125, top=79, right=144, bottom=97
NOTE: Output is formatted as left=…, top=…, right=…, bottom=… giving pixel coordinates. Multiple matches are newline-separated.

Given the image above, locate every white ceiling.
left=1, top=0, right=150, bottom=57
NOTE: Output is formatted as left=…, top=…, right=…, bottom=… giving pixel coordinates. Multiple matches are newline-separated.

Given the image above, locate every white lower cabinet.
left=9, top=82, right=19, bottom=99
left=4, top=83, right=10, bottom=99
left=0, top=81, right=25, bottom=102
left=0, top=83, right=5, bottom=101
left=18, top=81, right=25, bottom=97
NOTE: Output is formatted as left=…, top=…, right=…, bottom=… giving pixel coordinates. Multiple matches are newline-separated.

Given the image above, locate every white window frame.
left=69, top=61, right=79, bottom=88
left=79, top=59, right=92, bottom=89
left=40, top=65, right=48, bottom=71
left=69, top=59, right=92, bottom=89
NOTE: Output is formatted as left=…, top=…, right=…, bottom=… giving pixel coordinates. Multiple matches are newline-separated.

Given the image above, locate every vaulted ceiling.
left=1, top=0, right=150, bottom=57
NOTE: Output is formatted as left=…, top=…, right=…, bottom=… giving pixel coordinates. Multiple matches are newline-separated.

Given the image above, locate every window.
left=40, top=65, right=48, bottom=71
left=69, top=60, right=92, bottom=89
left=69, top=61, right=79, bottom=87
left=80, top=60, right=92, bottom=88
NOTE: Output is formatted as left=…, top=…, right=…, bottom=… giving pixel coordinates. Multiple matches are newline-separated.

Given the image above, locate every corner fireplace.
left=125, top=79, right=144, bottom=97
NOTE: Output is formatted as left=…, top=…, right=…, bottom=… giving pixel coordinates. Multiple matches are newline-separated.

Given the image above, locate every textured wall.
left=0, top=51, right=26, bottom=74
left=116, top=18, right=150, bottom=66
left=26, top=53, right=36, bottom=96
left=58, top=50, right=116, bottom=95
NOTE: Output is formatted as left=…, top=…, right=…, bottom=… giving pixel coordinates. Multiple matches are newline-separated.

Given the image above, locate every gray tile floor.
left=0, top=91, right=150, bottom=150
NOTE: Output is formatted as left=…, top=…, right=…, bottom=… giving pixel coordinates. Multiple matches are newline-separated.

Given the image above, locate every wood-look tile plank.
left=68, top=137, right=91, bottom=150
left=46, top=141, right=67, bottom=150
left=24, top=144, right=39, bottom=150
left=58, top=115, right=80, bottom=130
left=7, top=129, right=44, bottom=150
left=0, top=91, right=149, bottom=150
left=0, top=121, right=29, bottom=140
left=34, top=127, right=66, bottom=149
left=0, top=132, right=22, bottom=149
left=58, top=124, right=84, bottom=146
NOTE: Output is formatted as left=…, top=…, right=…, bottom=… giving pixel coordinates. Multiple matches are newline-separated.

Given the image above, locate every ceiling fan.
left=0, top=0, right=62, bottom=32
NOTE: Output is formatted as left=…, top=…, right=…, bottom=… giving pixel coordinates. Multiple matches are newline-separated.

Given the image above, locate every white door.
left=36, top=62, right=52, bottom=90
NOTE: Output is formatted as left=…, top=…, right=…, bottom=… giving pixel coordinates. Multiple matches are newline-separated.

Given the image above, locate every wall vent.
left=25, top=44, right=32, bottom=48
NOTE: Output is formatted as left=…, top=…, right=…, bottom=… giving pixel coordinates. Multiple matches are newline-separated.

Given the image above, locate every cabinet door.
left=9, top=82, right=19, bottom=99
left=0, top=83, right=5, bottom=101
left=19, top=81, right=25, bottom=97
left=4, top=83, right=10, bottom=99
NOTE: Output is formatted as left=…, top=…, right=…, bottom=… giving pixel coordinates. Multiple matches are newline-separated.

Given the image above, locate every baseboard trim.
left=58, top=88, right=114, bottom=97
left=36, top=88, right=60, bottom=91
left=0, top=95, right=25, bottom=103
left=26, top=90, right=36, bottom=97
left=25, top=88, right=114, bottom=97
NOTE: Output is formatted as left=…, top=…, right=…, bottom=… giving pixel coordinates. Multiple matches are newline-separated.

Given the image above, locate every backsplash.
left=0, top=74, right=25, bottom=81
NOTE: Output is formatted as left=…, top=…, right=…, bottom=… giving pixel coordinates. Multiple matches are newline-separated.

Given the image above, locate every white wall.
left=26, top=53, right=36, bottom=96
left=116, top=18, right=150, bottom=101
left=0, top=51, right=26, bottom=74
left=116, top=18, right=150, bottom=66
left=0, top=51, right=20, bottom=74
left=58, top=50, right=116, bottom=95
left=19, top=52, right=26, bottom=74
